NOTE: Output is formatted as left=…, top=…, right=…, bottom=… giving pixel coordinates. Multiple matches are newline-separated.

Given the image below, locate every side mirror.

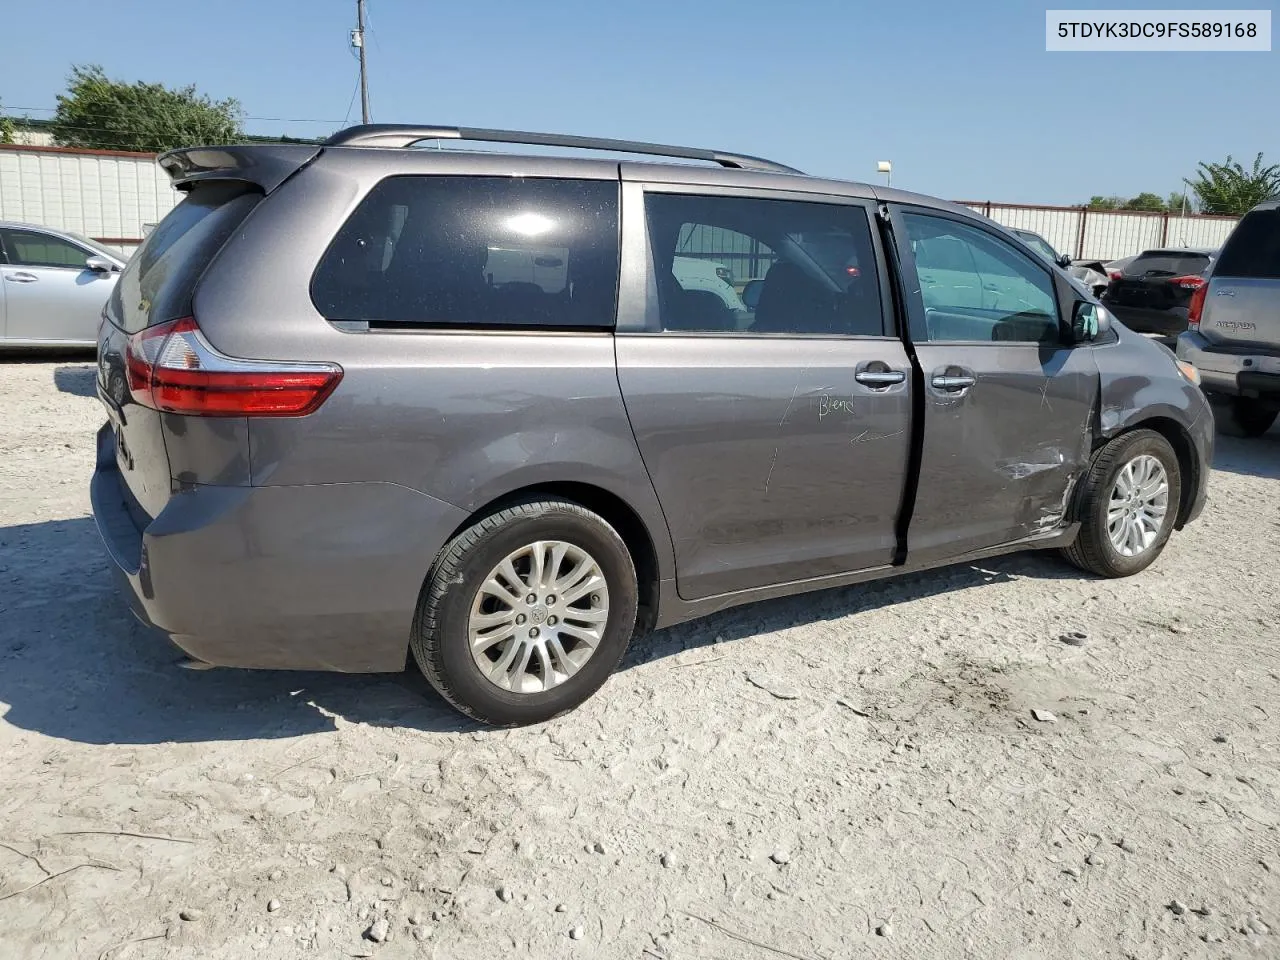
left=741, top=279, right=763, bottom=311
left=1071, top=301, right=1110, bottom=342
left=1056, top=253, right=1073, bottom=269
left=85, top=256, right=116, bottom=274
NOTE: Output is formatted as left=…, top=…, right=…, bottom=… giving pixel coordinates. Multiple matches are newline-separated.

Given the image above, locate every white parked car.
left=0, top=222, right=125, bottom=349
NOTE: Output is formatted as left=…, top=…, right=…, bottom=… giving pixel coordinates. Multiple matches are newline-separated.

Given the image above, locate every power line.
left=1, top=120, right=328, bottom=141
left=2, top=105, right=352, bottom=126
left=341, top=61, right=362, bottom=128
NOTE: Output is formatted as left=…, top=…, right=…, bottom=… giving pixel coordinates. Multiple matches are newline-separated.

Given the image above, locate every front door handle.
left=855, top=369, right=906, bottom=387
left=5, top=271, right=38, bottom=283
left=931, top=374, right=976, bottom=391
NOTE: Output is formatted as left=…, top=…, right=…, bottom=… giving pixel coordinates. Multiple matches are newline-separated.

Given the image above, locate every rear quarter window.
left=109, top=182, right=262, bottom=334
left=310, top=176, right=620, bottom=329
left=1214, top=209, right=1280, bottom=279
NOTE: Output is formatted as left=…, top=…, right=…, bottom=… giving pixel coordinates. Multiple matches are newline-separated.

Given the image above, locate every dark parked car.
left=1101, top=247, right=1217, bottom=337
left=1009, top=229, right=1119, bottom=297
left=91, top=123, right=1213, bottom=725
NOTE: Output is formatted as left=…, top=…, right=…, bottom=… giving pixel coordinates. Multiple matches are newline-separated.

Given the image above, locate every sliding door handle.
left=855, top=369, right=906, bottom=387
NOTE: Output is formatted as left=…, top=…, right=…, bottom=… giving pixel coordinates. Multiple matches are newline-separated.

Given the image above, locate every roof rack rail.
left=322, top=124, right=802, bottom=175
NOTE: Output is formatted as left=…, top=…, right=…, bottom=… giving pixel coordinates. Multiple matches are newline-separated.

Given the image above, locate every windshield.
left=1017, top=231, right=1060, bottom=263
left=65, top=231, right=126, bottom=262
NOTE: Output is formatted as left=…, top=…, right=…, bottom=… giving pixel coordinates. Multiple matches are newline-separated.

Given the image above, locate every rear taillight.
left=1108, top=270, right=1123, bottom=281
left=1187, top=283, right=1208, bottom=330
left=124, top=317, right=343, bottom=417
left=1170, top=275, right=1207, bottom=290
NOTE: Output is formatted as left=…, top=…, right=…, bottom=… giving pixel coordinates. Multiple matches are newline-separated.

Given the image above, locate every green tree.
left=0, top=100, right=15, bottom=145
left=51, top=65, right=243, bottom=153
left=1167, top=191, right=1194, bottom=214
left=1123, top=192, right=1167, bottom=212
left=1088, top=195, right=1127, bottom=210
left=1190, top=153, right=1280, bottom=215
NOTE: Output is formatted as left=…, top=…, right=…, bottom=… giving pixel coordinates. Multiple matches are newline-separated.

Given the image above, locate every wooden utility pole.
left=356, top=0, right=371, bottom=124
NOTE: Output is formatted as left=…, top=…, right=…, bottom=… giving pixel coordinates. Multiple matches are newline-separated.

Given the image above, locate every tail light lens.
left=1187, top=283, right=1208, bottom=330
left=125, top=317, right=343, bottom=417
left=1170, top=275, right=1207, bottom=290
left=1108, top=270, right=1123, bottom=281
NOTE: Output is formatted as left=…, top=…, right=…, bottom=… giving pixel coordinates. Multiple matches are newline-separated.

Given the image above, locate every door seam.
left=877, top=203, right=924, bottom=566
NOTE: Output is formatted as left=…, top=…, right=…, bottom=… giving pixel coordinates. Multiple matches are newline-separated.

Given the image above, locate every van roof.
left=155, top=123, right=990, bottom=226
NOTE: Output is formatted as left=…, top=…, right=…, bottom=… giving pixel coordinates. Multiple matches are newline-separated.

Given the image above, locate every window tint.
left=1123, top=251, right=1212, bottom=278
left=904, top=213, right=1060, bottom=343
left=312, top=176, right=620, bottom=329
left=645, top=193, right=884, bottom=336
left=1213, top=210, right=1280, bottom=278
left=109, top=182, right=262, bottom=334
left=2, top=229, right=90, bottom=269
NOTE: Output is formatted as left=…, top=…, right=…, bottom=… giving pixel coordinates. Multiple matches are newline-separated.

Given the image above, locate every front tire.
left=1213, top=396, right=1279, bottom=438
left=1061, top=429, right=1181, bottom=578
left=410, top=498, right=638, bottom=726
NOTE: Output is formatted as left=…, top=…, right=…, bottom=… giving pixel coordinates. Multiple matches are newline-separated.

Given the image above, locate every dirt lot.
left=1, top=357, right=1277, bottom=960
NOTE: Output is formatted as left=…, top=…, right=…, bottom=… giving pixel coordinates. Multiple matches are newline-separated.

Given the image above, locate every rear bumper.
left=1176, top=331, right=1280, bottom=398
left=91, top=423, right=468, bottom=672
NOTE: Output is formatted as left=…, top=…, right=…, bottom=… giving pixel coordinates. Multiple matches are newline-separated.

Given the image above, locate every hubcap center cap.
left=530, top=605, right=549, bottom=626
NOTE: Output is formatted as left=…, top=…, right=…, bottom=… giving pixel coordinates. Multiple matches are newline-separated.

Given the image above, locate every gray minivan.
left=91, top=124, right=1213, bottom=725
left=1176, top=199, right=1280, bottom=437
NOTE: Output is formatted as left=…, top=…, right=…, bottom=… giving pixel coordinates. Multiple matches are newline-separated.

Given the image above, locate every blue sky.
left=2, top=0, right=1275, bottom=203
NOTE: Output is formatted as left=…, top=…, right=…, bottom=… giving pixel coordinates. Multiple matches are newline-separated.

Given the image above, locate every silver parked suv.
left=92, top=124, right=1213, bottom=725
left=1176, top=199, right=1280, bottom=437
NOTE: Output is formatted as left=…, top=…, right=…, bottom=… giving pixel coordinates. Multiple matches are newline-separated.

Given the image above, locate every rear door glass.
left=108, top=182, right=262, bottom=334
left=1214, top=210, right=1280, bottom=279
left=644, top=193, right=886, bottom=336
left=311, top=176, right=620, bottom=329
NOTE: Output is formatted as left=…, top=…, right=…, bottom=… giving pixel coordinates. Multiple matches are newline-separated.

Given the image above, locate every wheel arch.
left=1095, top=416, right=1199, bottom=529
left=440, top=482, right=664, bottom=633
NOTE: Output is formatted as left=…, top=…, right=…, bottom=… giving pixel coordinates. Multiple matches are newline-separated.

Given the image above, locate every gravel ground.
left=1, top=357, right=1277, bottom=960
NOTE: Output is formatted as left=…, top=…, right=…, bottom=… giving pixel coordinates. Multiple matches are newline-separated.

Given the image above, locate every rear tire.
left=1060, top=429, right=1181, bottom=579
left=1213, top=396, right=1279, bottom=438
left=410, top=498, right=638, bottom=726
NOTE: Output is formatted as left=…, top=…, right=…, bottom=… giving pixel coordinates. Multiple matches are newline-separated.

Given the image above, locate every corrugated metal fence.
left=956, top=201, right=1239, bottom=262
left=0, top=145, right=177, bottom=256
left=0, top=144, right=1242, bottom=265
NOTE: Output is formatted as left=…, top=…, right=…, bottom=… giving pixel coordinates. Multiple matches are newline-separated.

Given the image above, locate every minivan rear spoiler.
left=157, top=144, right=323, bottom=193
